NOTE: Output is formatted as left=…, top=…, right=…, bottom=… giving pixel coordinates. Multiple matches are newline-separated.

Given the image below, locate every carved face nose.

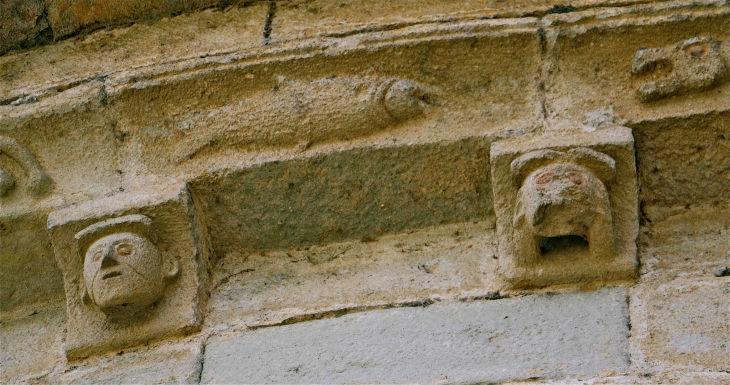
left=100, top=246, right=119, bottom=269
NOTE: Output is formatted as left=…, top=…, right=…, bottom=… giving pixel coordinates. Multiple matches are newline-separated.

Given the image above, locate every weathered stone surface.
left=544, top=0, right=730, bottom=125
left=633, top=111, right=730, bottom=222
left=45, top=0, right=224, bottom=39
left=191, top=137, right=494, bottom=256
left=0, top=207, right=63, bottom=314
left=505, top=371, right=730, bottom=384
left=48, top=184, right=212, bottom=359
left=0, top=82, right=121, bottom=203
left=0, top=0, right=50, bottom=56
left=0, top=304, right=65, bottom=382
left=0, top=4, right=268, bottom=100
left=201, top=288, right=630, bottom=384
left=109, top=21, right=542, bottom=180
left=271, top=0, right=647, bottom=44
left=33, top=338, right=204, bottom=384
left=491, top=127, right=638, bottom=288
left=638, top=207, right=730, bottom=282
left=630, top=278, right=730, bottom=372
left=209, top=221, right=500, bottom=329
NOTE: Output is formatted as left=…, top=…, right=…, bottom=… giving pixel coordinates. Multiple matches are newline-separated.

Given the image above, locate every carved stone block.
left=48, top=184, right=211, bottom=359
left=632, top=36, right=730, bottom=102
left=490, top=127, right=638, bottom=288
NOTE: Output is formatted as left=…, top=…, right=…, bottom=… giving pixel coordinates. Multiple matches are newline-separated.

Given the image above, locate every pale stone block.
left=630, top=278, right=730, bottom=371
left=638, top=207, right=730, bottom=282
left=490, top=127, right=638, bottom=288
left=201, top=288, right=630, bottom=384
left=48, top=184, right=212, bottom=359
left=504, top=371, right=730, bottom=384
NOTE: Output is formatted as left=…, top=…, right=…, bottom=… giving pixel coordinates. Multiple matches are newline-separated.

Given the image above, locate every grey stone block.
left=202, top=288, right=630, bottom=384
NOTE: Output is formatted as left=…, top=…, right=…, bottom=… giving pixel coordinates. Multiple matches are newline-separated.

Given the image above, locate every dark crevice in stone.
left=263, top=0, right=277, bottom=46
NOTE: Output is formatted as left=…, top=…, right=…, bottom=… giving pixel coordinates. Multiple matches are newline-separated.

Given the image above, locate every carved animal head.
left=511, top=148, right=615, bottom=239
left=76, top=215, right=178, bottom=316
left=632, top=36, right=728, bottom=102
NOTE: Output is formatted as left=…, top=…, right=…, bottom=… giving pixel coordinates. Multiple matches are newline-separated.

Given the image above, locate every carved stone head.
left=490, top=128, right=638, bottom=288
left=76, top=215, right=178, bottom=315
left=511, top=148, right=616, bottom=263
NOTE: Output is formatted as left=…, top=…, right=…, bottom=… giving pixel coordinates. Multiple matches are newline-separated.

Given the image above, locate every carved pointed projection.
left=491, top=127, right=638, bottom=288
left=632, top=37, right=729, bottom=102
left=48, top=184, right=211, bottom=359
left=0, top=136, right=53, bottom=199
left=174, top=76, right=432, bottom=160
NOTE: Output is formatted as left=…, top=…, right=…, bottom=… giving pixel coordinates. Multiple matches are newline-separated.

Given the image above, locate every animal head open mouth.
left=102, top=271, right=123, bottom=280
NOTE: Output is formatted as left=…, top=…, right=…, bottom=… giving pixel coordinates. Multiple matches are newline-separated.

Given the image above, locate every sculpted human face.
left=83, top=233, right=165, bottom=313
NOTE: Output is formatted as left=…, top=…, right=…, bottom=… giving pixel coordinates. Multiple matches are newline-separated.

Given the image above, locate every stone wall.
left=0, top=0, right=728, bottom=384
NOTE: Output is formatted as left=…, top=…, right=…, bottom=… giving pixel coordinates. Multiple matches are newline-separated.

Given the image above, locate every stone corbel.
left=490, top=127, right=638, bottom=288
left=48, top=184, right=212, bottom=359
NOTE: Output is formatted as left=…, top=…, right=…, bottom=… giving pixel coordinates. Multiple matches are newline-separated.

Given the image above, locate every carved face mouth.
left=102, top=271, right=123, bottom=280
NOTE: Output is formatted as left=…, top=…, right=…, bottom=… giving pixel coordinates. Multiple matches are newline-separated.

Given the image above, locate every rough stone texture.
left=192, top=137, right=494, bottom=255
left=0, top=0, right=50, bottom=56
left=270, top=0, right=648, bottom=44
left=633, top=111, right=730, bottom=223
left=638, top=207, right=730, bottom=282
left=0, top=207, right=64, bottom=314
left=630, top=277, right=730, bottom=372
left=0, top=0, right=729, bottom=383
left=209, top=221, right=500, bottom=329
left=544, top=0, right=730, bottom=125
left=45, top=0, right=226, bottom=39
left=0, top=4, right=268, bottom=100
left=202, top=288, right=630, bottom=384
left=30, top=338, right=205, bottom=385
left=0, top=304, right=65, bottom=382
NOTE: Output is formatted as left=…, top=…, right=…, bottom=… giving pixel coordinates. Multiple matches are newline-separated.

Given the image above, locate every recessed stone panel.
left=48, top=184, right=212, bottom=359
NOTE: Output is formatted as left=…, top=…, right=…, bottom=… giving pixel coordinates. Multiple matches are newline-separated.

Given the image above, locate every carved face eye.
left=93, top=250, right=104, bottom=262
left=116, top=243, right=134, bottom=257
left=569, top=174, right=584, bottom=185
left=683, top=42, right=708, bottom=57
left=535, top=171, right=554, bottom=185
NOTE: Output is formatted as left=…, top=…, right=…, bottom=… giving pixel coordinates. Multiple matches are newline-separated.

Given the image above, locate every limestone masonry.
left=0, top=0, right=728, bottom=384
